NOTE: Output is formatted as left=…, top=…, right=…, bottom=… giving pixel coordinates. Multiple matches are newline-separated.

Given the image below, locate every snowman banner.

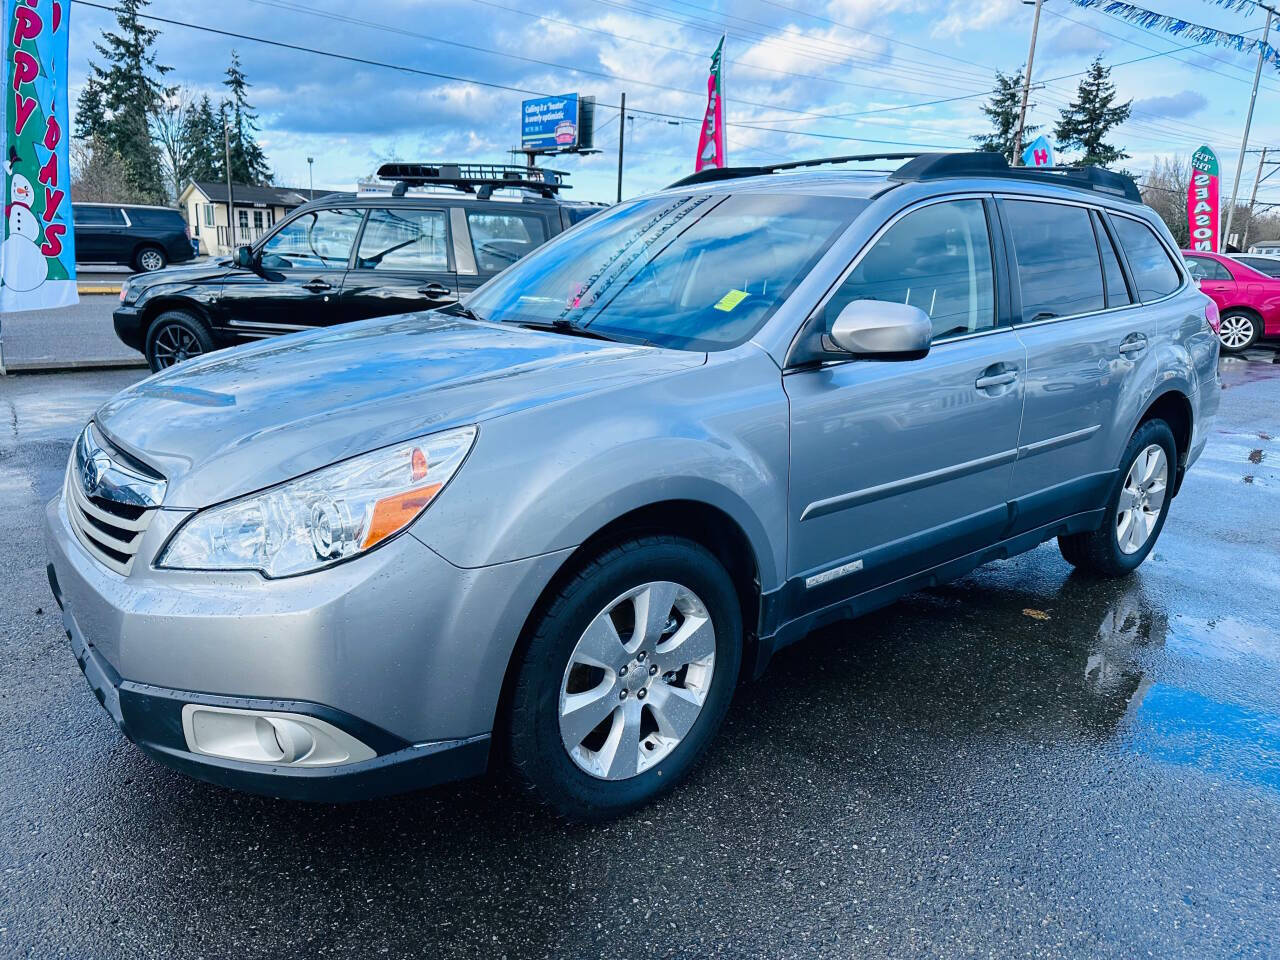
left=0, top=0, right=75, bottom=313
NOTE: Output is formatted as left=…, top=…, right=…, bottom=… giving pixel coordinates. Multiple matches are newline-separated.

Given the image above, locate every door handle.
left=302, top=279, right=333, bottom=292
left=1118, top=335, right=1147, bottom=355
left=417, top=283, right=453, bottom=300
left=975, top=371, right=1017, bottom=389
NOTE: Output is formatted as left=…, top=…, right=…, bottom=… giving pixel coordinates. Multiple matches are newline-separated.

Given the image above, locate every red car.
left=1182, top=250, right=1280, bottom=353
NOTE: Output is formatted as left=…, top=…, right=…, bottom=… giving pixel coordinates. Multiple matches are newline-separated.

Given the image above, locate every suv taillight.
left=1205, top=300, right=1221, bottom=333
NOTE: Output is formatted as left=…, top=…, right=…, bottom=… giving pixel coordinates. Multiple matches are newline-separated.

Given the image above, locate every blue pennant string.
left=1068, top=0, right=1280, bottom=68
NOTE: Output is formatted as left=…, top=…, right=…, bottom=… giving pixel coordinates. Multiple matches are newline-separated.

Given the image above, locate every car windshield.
left=464, top=192, right=863, bottom=350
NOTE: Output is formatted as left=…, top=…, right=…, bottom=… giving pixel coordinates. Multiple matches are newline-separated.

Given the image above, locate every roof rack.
left=375, top=162, right=571, bottom=199
left=666, top=151, right=1142, bottom=203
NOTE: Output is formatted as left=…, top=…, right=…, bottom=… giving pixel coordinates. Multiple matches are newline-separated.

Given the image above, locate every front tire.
left=1217, top=310, right=1261, bottom=353
left=145, top=310, right=214, bottom=372
left=1058, top=419, right=1177, bottom=578
left=507, top=536, right=742, bottom=820
left=134, top=245, right=167, bottom=273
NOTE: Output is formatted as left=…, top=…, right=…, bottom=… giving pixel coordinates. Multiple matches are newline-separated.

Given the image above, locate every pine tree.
left=86, top=0, right=172, bottom=201
left=1054, top=57, right=1132, bottom=168
left=973, top=69, right=1038, bottom=164
left=180, top=94, right=223, bottom=184
left=74, top=76, right=106, bottom=139
left=222, top=50, right=272, bottom=185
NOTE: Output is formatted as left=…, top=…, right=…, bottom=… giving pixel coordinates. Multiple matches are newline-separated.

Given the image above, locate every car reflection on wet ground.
left=0, top=356, right=1277, bottom=959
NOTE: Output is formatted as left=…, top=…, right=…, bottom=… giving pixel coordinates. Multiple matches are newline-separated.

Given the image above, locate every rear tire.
left=145, top=310, right=214, bottom=372
left=1058, top=419, right=1177, bottom=578
left=134, top=245, right=167, bottom=273
left=507, top=535, right=742, bottom=820
left=1217, top=309, right=1261, bottom=353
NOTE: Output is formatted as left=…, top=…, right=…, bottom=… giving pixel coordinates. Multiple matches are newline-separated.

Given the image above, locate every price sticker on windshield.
left=714, top=289, right=749, bottom=312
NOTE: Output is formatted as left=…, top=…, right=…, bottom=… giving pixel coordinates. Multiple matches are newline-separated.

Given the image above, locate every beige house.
left=178, top=181, right=313, bottom=256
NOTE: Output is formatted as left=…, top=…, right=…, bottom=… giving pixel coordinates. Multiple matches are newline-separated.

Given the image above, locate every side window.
left=822, top=198, right=997, bottom=341
left=466, top=211, right=549, bottom=273
left=356, top=208, right=450, bottom=271
left=73, top=206, right=124, bottom=225
left=259, top=208, right=363, bottom=270
left=1111, top=215, right=1182, bottom=301
left=1184, top=255, right=1230, bottom=281
left=1092, top=211, right=1132, bottom=307
left=1004, top=200, right=1105, bottom=322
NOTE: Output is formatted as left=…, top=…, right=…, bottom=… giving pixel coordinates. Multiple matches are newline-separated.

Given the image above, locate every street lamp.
left=307, top=157, right=314, bottom=200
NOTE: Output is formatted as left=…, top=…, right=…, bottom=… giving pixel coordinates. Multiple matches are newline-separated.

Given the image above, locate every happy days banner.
left=0, top=0, right=76, bottom=313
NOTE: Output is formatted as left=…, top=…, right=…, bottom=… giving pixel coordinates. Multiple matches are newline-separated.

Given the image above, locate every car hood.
left=94, top=312, right=703, bottom=508
left=130, top=259, right=235, bottom=289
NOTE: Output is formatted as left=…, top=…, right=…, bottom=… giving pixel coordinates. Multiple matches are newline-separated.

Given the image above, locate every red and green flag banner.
left=0, top=0, right=76, bottom=313
left=695, top=35, right=726, bottom=172
left=1188, top=145, right=1220, bottom=253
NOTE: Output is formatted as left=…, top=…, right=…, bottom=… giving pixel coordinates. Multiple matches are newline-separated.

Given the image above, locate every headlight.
left=158, top=426, right=476, bottom=577
left=118, top=279, right=131, bottom=303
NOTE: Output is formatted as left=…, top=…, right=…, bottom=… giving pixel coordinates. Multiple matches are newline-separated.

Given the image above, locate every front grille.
left=64, top=425, right=165, bottom=577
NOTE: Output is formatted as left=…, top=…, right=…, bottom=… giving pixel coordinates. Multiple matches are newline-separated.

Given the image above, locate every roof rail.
left=665, top=151, right=1142, bottom=203
left=375, top=162, right=571, bottom=199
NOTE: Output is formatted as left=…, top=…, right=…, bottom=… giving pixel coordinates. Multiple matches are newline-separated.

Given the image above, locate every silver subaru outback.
left=46, top=153, right=1220, bottom=819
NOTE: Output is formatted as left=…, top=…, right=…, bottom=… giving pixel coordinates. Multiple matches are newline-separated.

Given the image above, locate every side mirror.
left=827, top=299, right=932, bottom=360
left=234, top=245, right=255, bottom=269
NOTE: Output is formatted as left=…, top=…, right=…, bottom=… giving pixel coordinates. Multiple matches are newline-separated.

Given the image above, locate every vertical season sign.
left=1187, top=145, right=1220, bottom=253
left=0, top=0, right=76, bottom=312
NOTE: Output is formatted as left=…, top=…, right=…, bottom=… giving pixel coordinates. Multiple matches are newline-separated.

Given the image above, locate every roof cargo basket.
left=665, top=151, right=1141, bottom=203
left=375, top=162, right=570, bottom=199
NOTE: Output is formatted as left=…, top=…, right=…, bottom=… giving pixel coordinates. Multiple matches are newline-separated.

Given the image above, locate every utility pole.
left=1013, top=0, right=1044, bottom=166
left=1223, top=2, right=1275, bottom=248
left=616, top=92, right=626, bottom=203
left=1242, top=148, right=1277, bottom=249
left=223, top=116, right=236, bottom=250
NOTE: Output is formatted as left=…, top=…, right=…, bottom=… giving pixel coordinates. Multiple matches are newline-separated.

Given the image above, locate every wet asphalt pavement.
left=2, top=356, right=1279, bottom=959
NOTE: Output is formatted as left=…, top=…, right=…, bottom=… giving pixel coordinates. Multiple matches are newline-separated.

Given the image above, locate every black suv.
left=113, top=164, right=605, bottom=371
left=73, top=203, right=195, bottom=273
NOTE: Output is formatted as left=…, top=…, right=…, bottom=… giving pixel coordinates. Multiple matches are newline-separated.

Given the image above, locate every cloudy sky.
left=68, top=0, right=1280, bottom=206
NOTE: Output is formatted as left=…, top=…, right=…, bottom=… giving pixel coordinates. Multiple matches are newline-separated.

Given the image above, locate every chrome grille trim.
left=63, top=424, right=164, bottom=576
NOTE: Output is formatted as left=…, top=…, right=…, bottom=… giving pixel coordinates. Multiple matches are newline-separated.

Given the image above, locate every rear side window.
left=1184, top=255, right=1231, bottom=281
left=127, top=208, right=184, bottom=228
left=1004, top=200, right=1104, bottom=322
left=1092, top=212, right=1132, bottom=307
left=1110, top=216, right=1182, bottom=301
left=823, top=198, right=997, bottom=341
left=1235, top=256, right=1280, bottom=278
left=357, top=208, right=449, bottom=271
left=466, top=211, right=548, bottom=273
left=73, top=205, right=125, bottom=226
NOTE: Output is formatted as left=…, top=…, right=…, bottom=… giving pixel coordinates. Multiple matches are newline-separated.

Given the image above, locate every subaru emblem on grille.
left=82, top=452, right=110, bottom=497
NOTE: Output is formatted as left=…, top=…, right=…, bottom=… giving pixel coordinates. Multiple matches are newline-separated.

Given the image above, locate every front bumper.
left=112, top=305, right=144, bottom=351
left=46, top=493, right=573, bottom=801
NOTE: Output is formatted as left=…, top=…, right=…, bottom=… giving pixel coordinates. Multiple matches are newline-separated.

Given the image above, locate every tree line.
left=71, top=0, right=272, bottom=205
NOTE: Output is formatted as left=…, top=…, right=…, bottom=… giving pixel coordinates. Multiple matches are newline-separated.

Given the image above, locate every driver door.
left=784, top=196, right=1026, bottom=604
left=216, top=207, right=365, bottom=335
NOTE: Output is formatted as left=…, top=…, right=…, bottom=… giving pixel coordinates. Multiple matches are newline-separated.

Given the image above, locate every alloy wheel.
left=139, top=249, right=165, bottom=272
left=1218, top=314, right=1254, bottom=350
left=151, top=324, right=204, bottom=368
left=1116, top=443, right=1168, bottom=555
left=558, top=581, right=716, bottom=780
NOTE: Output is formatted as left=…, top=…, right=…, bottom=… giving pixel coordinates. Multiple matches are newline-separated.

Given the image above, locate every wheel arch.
left=138, top=296, right=212, bottom=340
left=1134, top=387, right=1194, bottom=495
left=490, top=498, right=765, bottom=765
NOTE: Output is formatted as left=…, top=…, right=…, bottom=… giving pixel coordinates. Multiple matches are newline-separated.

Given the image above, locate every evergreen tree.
left=180, top=94, right=223, bottom=184
left=1054, top=57, right=1132, bottom=168
left=973, top=69, right=1038, bottom=164
left=87, top=0, right=172, bottom=201
left=74, top=76, right=106, bottom=139
left=222, top=50, right=272, bottom=185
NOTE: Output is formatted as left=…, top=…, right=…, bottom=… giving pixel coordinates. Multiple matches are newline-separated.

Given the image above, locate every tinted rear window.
left=127, top=208, right=185, bottom=227
left=1235, top=256, right=1280, bottom=278
left=73, top=205, right=124, bottom=225
left=1004, top=199, right=1105, bottom=322
left=1110, top=215, right=1182, bottom=301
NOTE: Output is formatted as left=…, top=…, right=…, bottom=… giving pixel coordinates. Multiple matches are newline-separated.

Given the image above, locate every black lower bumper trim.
left=66, top=613, right=491, bottom=803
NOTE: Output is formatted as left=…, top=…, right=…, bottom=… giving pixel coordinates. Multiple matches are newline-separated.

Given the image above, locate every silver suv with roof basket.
left=48, top=152, right=1218, bottom=819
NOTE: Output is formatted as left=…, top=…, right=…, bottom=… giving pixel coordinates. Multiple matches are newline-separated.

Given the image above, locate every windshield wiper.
left=446, top=303, right=486, bottom=322
left=516, top=318, right=619, bottom=342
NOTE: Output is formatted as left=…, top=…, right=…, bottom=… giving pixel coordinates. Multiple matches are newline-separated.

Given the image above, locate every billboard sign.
left=522, top=94, right=580, bottom=152
left=1188, top=145, right=1220, bottom=253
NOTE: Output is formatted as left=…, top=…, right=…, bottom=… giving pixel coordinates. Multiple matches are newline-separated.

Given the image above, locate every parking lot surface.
left=1, top=358, right=1278, bottom=959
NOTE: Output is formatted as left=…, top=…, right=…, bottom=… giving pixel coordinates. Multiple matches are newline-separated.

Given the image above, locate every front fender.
left=413, top=348, right=790, bottom=592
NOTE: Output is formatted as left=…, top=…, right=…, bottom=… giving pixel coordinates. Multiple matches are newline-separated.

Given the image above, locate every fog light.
left=181, top=705, right=376, bottom=767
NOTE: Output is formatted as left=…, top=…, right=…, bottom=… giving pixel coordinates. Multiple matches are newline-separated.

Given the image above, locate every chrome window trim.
left=784, top=192, right=999, bottom=369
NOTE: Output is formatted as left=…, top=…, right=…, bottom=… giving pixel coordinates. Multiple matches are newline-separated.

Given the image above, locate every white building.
left=178, top=181, right=312, bottom=256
